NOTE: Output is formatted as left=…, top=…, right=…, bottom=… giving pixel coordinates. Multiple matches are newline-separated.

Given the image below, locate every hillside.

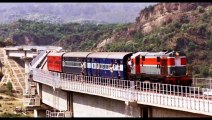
left=0, top=19, right=129, bottom=51
left=97, top=3, right=212, bottom=77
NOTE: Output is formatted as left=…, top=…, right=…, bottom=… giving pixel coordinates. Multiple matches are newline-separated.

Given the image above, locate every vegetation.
left=0, top=112, right=31, bottom=118
left=0, top=83, right=14, bottom=96
left=0, top=19, right=129, bottom=51
left=6, top=82, right=13, bottom=92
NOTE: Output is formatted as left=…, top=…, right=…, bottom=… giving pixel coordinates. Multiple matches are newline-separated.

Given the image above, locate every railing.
left=30, top=50, right=47, bottom=68
left=32, top=68, right=212, bottom=116
left=46, top=110, right=67, bottom=118
left=193, top=77, right=212, bottom=88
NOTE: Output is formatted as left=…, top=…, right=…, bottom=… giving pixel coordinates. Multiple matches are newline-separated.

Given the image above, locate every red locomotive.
left=130, top=51, right=192, bottom=86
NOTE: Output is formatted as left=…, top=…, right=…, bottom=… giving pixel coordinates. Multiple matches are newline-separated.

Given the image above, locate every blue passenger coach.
left=87, top=52, right=132, bottom=79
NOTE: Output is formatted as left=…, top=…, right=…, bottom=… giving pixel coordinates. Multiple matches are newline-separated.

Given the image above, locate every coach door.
left=135, top=55, right=140, bottom=74
left=92, top=58, right=100, bottom=77
left=160, top=56, right=168, bottom=75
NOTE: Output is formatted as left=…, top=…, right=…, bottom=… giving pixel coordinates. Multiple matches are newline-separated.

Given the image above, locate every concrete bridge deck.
left=32, top=68, right=212, bottom=116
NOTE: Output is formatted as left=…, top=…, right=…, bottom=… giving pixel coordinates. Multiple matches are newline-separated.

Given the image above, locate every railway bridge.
left=0, top=46, right=212, bottom=117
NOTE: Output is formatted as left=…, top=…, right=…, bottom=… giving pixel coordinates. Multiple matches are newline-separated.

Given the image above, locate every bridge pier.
left=139, top=105, right=152, bottom=118
left=34, top=109, right=46, bottom=117
left=125, top=100, right=139, bottom=117
left=22, top=57, right=32, bottom=94
left=67, top=91, right=74, bottom=117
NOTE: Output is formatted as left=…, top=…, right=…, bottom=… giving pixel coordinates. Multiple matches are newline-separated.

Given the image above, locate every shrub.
left=180, top=14, right=189, bottom=23
left=197, top=6, right=205, bottom=13
left=181, top=23, right=192, bottom=31
left=188, top=42, right=197, bottom=51
left=201, top=13, right=208, bottom=22
left=171, top=20, right=181, bottom=30
left=6, top=81, right=12, bottom=91
left=0, top=96, right=3, bottom=100
left=200, top=66, right=209, bottom=77
left=197, top=23, right=207, bottom=35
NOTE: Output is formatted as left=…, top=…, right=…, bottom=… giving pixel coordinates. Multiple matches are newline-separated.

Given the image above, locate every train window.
left=105, top=65, right=108, bottom=69
left=142, top=56, right=145, bottom=61
left=136, top=57, right=139, bottom=65
left=157, top=57, right=160, bottom=62
left=117, top=60, right=120, bottom=65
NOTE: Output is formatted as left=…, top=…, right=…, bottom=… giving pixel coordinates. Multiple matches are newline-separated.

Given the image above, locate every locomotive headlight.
left=175, top=52, right=179, bottom=56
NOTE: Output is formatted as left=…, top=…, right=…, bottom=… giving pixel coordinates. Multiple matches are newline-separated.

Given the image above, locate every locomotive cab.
left=166, top=51, right=187, bottom=76
left=165, top=51, right=192, bottom=86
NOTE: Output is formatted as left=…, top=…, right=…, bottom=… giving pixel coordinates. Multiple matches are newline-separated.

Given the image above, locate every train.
left=46, top=50, right=192, bottom=86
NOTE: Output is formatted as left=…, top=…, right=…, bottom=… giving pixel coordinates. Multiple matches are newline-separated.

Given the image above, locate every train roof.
left=107, top=52, right=132, bottom=59
left=63, top=52, right=92, bottom=58
left=131, top=51, right=186, bottom=58
left=131, top=52, right=148, bottom=58
left=145, top=52, right=166, bottom=56
left=131, top=51, right=167, bottom=58
left=48, top=52, right=65, bottom=56
left=87, top=52, right=132, bottom=59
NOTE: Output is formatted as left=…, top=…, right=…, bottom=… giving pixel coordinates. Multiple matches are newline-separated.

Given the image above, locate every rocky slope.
left=96, top=3, right=212, bottom=77
left=97, top=3, right=212, bottom=49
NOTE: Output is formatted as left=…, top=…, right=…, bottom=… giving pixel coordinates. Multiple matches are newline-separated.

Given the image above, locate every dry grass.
left=0, top=93, right=33, bottom=117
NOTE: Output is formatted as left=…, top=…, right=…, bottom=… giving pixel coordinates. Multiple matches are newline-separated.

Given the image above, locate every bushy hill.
left=0, top=19, right=129, bottom=51
left=97, top=3, right=212, bottom=77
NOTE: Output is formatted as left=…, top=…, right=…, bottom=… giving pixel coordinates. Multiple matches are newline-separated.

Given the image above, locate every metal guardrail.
left=46, top=110, right=72, bottom=117
left=192, top=77, right=212, bottom=88
left=32, top=68, right=212, bottom=116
